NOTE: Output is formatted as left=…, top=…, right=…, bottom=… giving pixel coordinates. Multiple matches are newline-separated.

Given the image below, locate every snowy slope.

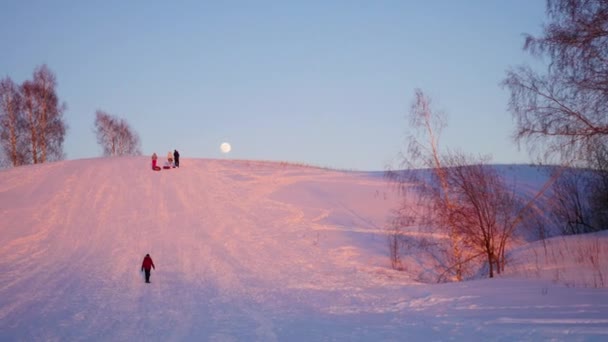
left=1, top=157, right=607, bottom=341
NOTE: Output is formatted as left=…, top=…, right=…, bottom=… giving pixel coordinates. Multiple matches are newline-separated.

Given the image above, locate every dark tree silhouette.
left=503, top=0, right=608, bottom=233
left=549, top=168, right=598, bottom=235
left=503, top=0, right=608, bottom=164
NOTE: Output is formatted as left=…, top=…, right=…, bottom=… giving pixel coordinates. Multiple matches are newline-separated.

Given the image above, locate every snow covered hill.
left=1, top=157, right=607, bottom=341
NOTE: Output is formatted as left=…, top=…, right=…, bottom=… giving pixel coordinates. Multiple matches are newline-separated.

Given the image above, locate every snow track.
left=1, top=157, right=607, bottom=341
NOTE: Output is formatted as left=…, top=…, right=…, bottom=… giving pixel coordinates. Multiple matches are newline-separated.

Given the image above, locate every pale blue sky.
left=1, top=1, right=546, bottom=170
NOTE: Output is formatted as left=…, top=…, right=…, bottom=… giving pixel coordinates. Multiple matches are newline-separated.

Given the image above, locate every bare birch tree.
left=21, top=80, right=39, bottom=164
left=20, top=65, right=67, bottom=164
left=0, top=77, right=26, bottom=166
left=32, top=65, right=66, bottom=162
left=387, top=90, right=537, bottom=280
left=503, top=0, right=608, bottom=233
left=549, top=168, right=599, bottom=235
left=386, top=89, right=466, bottom=282
left=502, top=0, right=608, bottom=165
left=94, top=110, right=142, bottom=156
left=442, top=153, right=522, bottom=278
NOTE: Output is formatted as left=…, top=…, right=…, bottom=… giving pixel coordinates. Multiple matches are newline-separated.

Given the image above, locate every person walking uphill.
left=141, top=254, right=155, bottom=283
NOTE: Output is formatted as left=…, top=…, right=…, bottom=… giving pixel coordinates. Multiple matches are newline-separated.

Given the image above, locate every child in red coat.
left=141, top=254, right=155, bottom=283
left=151, top=153, right=160, bottom=171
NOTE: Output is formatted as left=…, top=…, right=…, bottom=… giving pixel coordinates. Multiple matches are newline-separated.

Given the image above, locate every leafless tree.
left=587, top=142, right=608, bottom=228
left=20, top=65, right=67, bottom=164
left=443, top=153, right=524, bottom=278
left=21, top=80, right=39, bottom=163
left=94, top=110, right=142, bottom=156
left=0, top=77, right=26, bottom=166
left=549, top=168, right=599, bottom=235
left=502, top=0, right=608, bottom=165
left=33, top=65, right=67, bottom=162
left=387, top=90, right=544, bottom=280
left=503, top=0, right=608, bottom=234
left=386, top=89, right=467, bottom=282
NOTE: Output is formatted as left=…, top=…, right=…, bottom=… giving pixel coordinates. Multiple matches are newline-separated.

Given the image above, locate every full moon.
left=220, top=142, right=231, bottom=153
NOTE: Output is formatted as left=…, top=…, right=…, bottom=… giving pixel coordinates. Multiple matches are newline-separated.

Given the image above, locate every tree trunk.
left=486, top=242, right=494, bottom=278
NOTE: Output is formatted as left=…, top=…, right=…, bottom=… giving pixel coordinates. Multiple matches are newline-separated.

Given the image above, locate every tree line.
left=387, top=0, right=608, bottom=281
left=0, top=65, right=141, bottom=168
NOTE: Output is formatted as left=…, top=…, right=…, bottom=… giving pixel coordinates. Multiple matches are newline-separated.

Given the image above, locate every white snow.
left=1, top=157, right=607, bottom=341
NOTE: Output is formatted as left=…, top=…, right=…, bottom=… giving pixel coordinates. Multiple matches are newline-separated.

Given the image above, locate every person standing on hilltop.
left=141, top=254, right=155, bottom=283
left=173, top=149, right=180, bottom=168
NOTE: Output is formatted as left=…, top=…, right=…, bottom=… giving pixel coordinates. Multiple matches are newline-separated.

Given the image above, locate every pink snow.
left=0, top=157, right=607, bottom=341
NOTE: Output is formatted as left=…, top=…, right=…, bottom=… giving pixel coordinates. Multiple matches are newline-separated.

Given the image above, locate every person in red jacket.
left=151, top=153, right=160, bottom=171
left=141, top=254, right=155, bottom=283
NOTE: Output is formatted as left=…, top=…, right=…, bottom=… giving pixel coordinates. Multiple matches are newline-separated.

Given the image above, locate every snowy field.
left=1, top=157, right=607, bottom=341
